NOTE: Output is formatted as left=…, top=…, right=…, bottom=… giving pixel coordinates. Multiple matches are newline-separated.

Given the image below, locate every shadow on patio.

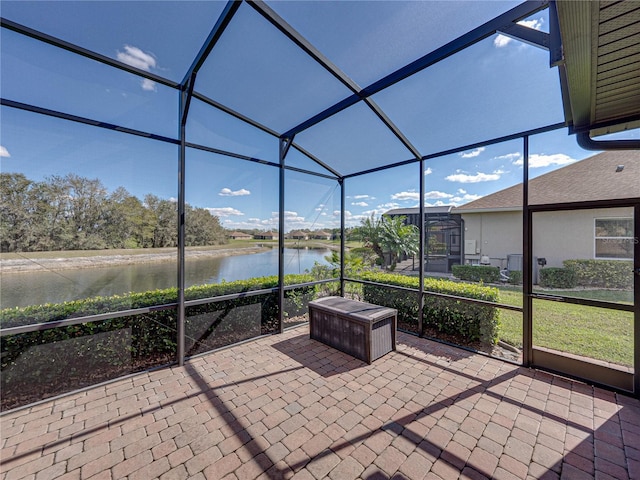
left=1, top=325, right=639, bottom=480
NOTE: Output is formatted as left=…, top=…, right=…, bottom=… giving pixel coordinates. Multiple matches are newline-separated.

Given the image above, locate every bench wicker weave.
left=308, top=296, right=397, bottom=364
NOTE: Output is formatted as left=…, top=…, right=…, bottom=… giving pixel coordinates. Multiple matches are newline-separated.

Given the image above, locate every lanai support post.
left=522, top=136, right=533, bottom=366
left=279, top=137, right=293, bottom=334
left=340, top=178, right=346, bottom=297
left=419, top=159, right=426, bottom=336
left=177, top=81, right=192, bottom=366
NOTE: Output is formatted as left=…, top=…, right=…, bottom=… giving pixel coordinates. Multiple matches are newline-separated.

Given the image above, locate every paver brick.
left=4, top=453, right=54, bottom=480
left=374, top=444, right=407, bottom=476
left=1, top=326, right=639, bottom=480
left=167, top=446, right=193, bottom=468
left=468, top=447, right=499, bottom=478
left=305, top=450, right=341, bottom=480
left=328, top=456, right=364, bottom=480
left=111, top=450, right=154, bottom=478
left=81, top=449, right=124, bottom=478
left=129, top=457, right=171, bottom=480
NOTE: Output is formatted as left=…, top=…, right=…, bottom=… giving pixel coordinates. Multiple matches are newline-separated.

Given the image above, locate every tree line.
left=0, top=173, right=227, bottom=253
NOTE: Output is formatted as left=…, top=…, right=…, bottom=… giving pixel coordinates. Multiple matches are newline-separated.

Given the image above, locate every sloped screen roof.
left=1, top=0, right=568, bottom=177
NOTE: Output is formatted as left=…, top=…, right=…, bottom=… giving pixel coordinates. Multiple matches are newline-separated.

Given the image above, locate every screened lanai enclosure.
left=1, top=0, right=639, bottom=410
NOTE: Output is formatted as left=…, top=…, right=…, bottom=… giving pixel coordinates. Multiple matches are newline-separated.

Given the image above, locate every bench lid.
left=309, top=296, right=397, bottom=322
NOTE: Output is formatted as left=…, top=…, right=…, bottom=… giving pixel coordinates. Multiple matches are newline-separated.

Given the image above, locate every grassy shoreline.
left=0, top=239, right=350, bottom=274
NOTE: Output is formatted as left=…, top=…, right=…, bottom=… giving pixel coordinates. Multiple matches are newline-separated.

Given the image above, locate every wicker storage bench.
left=308, top=296, right=397, bottom=364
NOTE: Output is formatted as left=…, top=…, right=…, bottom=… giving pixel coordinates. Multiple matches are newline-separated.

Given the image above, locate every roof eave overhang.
left=555, top=0, right=640, bottom=145
left=453, top=207, right=522, bottom=214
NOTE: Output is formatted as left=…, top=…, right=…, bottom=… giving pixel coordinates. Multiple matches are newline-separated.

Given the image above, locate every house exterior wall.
left=532, top=207, right=633, bottom=267
left=462, top=211, right=521, bottom=269
left=461, top=207, right=633, bottom=269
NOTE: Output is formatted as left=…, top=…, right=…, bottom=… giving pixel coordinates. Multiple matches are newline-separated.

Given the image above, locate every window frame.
left=594, top=217, right=634, bottom=261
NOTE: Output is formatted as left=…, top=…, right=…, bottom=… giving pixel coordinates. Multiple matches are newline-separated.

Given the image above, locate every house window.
left=595, top=218, right=634, bottom=260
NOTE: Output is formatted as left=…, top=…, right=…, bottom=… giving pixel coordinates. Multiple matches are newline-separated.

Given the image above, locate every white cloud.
left=352, top=201, right=369, bottom=207
left=269, top=210, right=308, bottom=225
left=424, top=200, right=450, bottom=207
left=222, top=216, right=278, bottom=230
left=362, top=209, right=385, bottom=217
left=513, top=153, right=576, bottom=168
left=494, top=18, right=544, bottom=48
left=494, top=34, right=512, bottom=48
left=450, top=193, right=483, bottom=205
left=207, top=207, right=243, bottom=217
left=424, top=167, right=433, bottom=175
left=117, top=45, right=156, bottom=71
left=493, top=152, right=521, bottom=161
left=424, top=190, right=453, bottom=199
left=460, top=147, right=485, bottom=158
left=445, top=171, right=501, bottom=183
left=141, top=78, right=157, bottom=92
left=334, top=210, right=354, bottom=218
left=377, top=202, right=400, bottom=210
left=219, top=187, right=251, bottom=197
left=520, top=18, right=544, bottom=30
left=116, top=45, right=158, bottom=92
left=0, top=146, right=10, bottom=158
left=457, top=188, right=467, bottom=194
left=314, top=204, right=329, bottom=213
left=353, top=194, right=374, bottom=200
left=391, top=191, right=419, bottom=201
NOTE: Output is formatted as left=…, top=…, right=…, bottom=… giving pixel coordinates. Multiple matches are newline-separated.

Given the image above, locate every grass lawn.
left=497, top=289, right=633, bottom=368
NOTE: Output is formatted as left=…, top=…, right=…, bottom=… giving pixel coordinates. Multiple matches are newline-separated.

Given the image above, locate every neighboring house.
left=385, top=206, right=462, bottom=273
left=253, top=232, right=278, bottom=240
left=311, top=231, right=332, bottom=240
left=288, top=231, right=309, bottom=240
left=454, top=151, right=639, bottom=273
left=228, top=231, right=252, bottom=240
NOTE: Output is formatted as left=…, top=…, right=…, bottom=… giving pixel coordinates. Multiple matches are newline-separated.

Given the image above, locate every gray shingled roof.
left=454, top=150, right=639, bottom=213
left=386, top=206, right=454, bottom=215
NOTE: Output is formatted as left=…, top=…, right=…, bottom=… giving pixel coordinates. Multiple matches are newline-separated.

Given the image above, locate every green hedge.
left=357, top=271, right=499, bottom=345
left=451, top=265, right=500, bottom=283
left=507, top=270, right=522, bottom=285
left=563, top=259, right=633, bottom=289
left=539, top=267, right=577, bottom=288
left=0, top=274, right=315, bottom=328
left=1, top=274, right=317, bottom=409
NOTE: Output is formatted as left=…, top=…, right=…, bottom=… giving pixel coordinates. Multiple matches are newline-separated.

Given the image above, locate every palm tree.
left=379, top=215, right=419, bottom=270
left=359, top=213, right=385, bottom=262
left=359, top=213, right=419, bottom=270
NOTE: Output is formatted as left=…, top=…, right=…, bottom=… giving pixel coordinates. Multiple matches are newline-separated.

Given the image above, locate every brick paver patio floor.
left=2, top=325, right=639, bottom=479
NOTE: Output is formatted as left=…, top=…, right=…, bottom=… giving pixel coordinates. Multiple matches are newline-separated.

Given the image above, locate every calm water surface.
left=1, top=248, right=330, bottom=308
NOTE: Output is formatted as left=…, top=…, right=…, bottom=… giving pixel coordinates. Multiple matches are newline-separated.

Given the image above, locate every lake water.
left=1, top=248, right=331, bottom=309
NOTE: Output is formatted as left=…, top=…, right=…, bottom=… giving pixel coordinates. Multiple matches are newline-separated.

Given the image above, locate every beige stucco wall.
left=462, top=211, right=521, bottom=269
left=461, top=207, right=633, bottom=269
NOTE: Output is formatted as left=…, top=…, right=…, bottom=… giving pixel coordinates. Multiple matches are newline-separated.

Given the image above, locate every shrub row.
left=563, top=259, right=633, bottom=289
left=507, top=270, right=522, bottom=285
left=357, top=271, right=500, bottom=345
left=451, top=265, right=500, bottom=283
left=0, top=274, right=315, bottom=329
left=1, top=275, right=316, bottom=409
left=539, top=267, right=577, bottom=289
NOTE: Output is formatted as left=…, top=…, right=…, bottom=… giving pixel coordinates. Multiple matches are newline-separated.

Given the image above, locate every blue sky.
left=1, top=1, right=631, bottom=232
